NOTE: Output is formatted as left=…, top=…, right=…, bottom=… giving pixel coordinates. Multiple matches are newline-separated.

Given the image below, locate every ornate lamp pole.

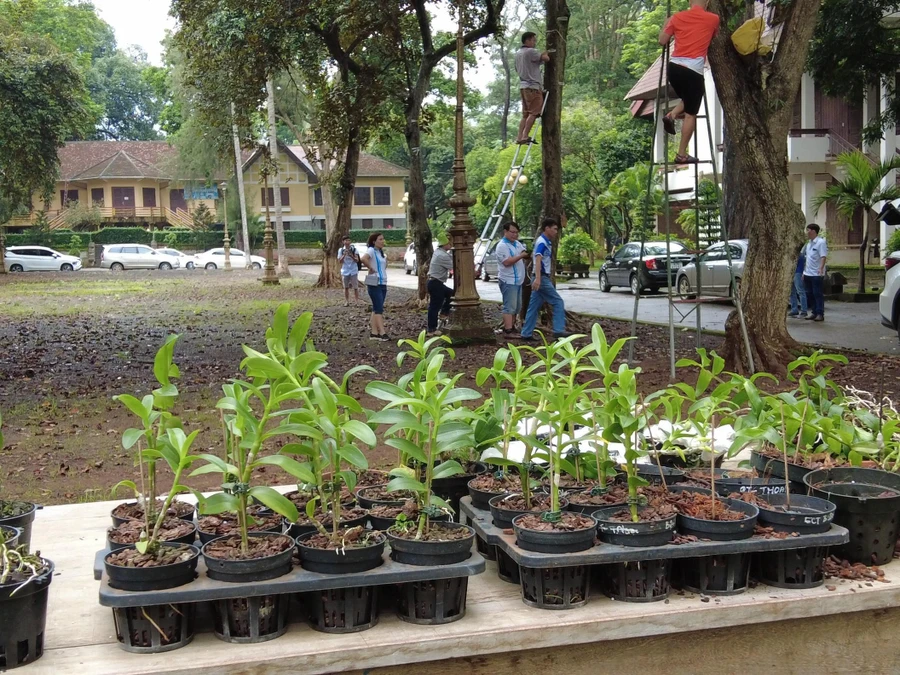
left=400, top=192, right=411, bottom=244
left=260, top=168, right=279, bottom=286
left=446, top=0, right=495, bottom=345
left=220, top=182, right=232, bottom=271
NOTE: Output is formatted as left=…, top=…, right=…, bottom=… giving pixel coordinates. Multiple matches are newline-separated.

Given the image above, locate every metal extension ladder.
left=473, top=93, right=549, bottom=273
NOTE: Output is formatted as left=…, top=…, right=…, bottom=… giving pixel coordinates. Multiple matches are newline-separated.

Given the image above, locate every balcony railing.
left=9, top=206, right=198, bottom=231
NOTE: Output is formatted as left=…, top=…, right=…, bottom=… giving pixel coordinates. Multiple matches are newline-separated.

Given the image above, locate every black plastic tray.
left=95, top=549, right=485, bottom=608
left=460, top=497, right=847, bottom=569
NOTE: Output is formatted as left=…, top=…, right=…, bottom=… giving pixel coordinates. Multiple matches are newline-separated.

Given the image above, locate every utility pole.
left=231, top=102, right=251, bottom=267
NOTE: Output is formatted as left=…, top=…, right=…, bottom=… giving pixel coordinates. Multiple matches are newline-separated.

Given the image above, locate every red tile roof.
left=58, top=141, right=178, bottom=181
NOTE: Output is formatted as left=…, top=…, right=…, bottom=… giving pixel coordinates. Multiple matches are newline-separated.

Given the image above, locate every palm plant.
left=812, top=151, right=900, bottom=290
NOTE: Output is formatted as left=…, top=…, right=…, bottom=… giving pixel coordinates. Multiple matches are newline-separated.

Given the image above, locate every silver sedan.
left=675, top=239, right=748, bottom=301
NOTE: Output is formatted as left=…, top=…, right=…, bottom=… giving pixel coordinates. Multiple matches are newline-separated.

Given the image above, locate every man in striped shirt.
left=521, top=217, right=571, bottom=341
left=495, top=221, right=530, bottom=337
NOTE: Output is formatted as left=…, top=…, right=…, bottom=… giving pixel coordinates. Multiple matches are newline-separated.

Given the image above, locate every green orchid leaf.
left=248, top=486, right=299, bottom=522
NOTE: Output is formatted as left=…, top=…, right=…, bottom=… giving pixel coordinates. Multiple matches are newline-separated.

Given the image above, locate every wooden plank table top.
left=26, top=494, right=900, bottom=675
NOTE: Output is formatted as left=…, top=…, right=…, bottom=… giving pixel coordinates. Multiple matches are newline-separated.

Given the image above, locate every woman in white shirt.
left=361, top=232, right=389, bottom=341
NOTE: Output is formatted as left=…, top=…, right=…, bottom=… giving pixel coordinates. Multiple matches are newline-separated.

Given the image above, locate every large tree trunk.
left=710, top=0, right=822, bottom=374
left=231, top=103, right=251, bottom=266
left=541, top=0, right=569, bottom=230
left=722, top=132, right=749, bottom=239
left=499, top=38, right=511, bottom=149
left=266, top=79, right=291, bottom=278
left=318, top=138, right=361, bottom=287
left=406, top=95, right=433, bottom=303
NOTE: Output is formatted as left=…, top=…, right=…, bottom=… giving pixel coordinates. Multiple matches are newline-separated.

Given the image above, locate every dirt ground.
left=1, top=269, right=898, bottom=506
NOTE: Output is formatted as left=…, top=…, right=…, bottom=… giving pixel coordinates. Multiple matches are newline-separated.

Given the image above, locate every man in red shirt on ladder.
left=658, top=0, right=720, bottom=164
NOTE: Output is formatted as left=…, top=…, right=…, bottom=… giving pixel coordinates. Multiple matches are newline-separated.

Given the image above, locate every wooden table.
left=27, top=496, right=900, bottom=674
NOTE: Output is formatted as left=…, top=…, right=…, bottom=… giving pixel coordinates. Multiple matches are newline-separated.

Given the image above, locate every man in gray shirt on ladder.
left=515, top=32, right=550, bottom=145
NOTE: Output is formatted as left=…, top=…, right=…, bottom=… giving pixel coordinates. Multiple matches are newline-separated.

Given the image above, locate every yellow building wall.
left=242, top=156, right=311, bottom=217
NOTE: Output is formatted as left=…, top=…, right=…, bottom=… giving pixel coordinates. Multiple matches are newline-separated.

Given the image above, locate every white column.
left=800, top=73, right=815, bottom=129
left=800, top=173, right=817, bottom=224
left=654, top=107, right=666, bottom=165
left=880, top=78, right=897, bottom=253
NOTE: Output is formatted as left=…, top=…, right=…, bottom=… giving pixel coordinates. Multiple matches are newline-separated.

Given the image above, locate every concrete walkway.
left=292, top=265, right=899, bottom=355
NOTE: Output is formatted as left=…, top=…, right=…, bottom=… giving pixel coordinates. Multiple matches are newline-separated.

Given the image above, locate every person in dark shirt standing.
left=658, top=0, right=720, bottom=164
left=426, top=233, right=454, bottom=337
left=515, top=32, right=550, bottom=145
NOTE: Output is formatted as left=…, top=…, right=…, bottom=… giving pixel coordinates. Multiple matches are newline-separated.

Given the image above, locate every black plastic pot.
left=677, top=553, right=751, bottom=595
left=295, top=532, right=386, bottom=574
left=756, top=494, right=836, bottom=535
left=386, top=522, right=475, bottom=566
left=601, top=559, right=670, bottom=602
left=105, top=543, right=200, bottom=592
left=520, top=564, right=589, bottom=609
left=467, top=478, right=510, bottom=510
left=631, top=465, right=686, bottom=485
left=211, top=594, right=289, bottom=643
left=488, top=493, right=565, bottom=530
left=496, top=546, right=520, bottom=584
left=284, top=511, right=368, bottom=539
left=565, top=490, right=626, bottom=515
left=368, top=509, right=448, bottom=532
left=512, top=513, right=597, bottom=553
left=0, top=502, right=37, bottom=552
left=355, top=486, right=413, bottom=510
left=303, top=586, right=379, bottom=633
left=433, top=461, right=488, bottom=520
left=198, top=518, right=283, bottom=546
left=750, top=450, right=813, bottom=490
left=397, top=577, right=469, bottom=624
left=0, top=559, right=53, bottom=669
left=112, top=603, right=195, bottom=653
left=107, top=522, right=198, bottom=553
left=0, top=524, right=21, bottom=548
left=593, top=505, right=677, bottom=547
left=475, top=533, right=497, bottom=561
left=677, top=496, right=758, bottom=541
left=804, top=467, right=900, bottom=565
left=110, top=500, right=195, bottom=528
left=201, top=532, right=294, bottom=583
left=715, top=477, right=788, bottom=498
left=757, top=546, right=828, bottom=589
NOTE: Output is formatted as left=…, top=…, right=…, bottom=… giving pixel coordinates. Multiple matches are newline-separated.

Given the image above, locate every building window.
left=60, top=189, right=78, bottom=206
left=318, top=219, right=326, bottom=231
left=354, top=187, right=372, bottom=206
left=91, top=188, right=104, bottom=207
left=261, top=187, right=291, bottom=207
left=383, top=218, right=394, bottom=229
left=142, top=187, right=157, bottom=208
left=314, top=188, right=323, bottom=206
left=373, top=187, right=391, bottom=206
left=362, top=218, right=374, bottom=230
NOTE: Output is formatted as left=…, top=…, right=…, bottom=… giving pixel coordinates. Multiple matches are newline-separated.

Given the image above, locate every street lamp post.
left=260, top=171, right=279, bottom=286
left=220, top=182, right=232, bottom=271
left=445, top=0, right=495, bottom=345
left=399, top=192, right=411, bottom=244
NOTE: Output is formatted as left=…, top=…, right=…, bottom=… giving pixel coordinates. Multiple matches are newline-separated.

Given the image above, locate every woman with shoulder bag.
left=362, top=232, right=390, bottom=342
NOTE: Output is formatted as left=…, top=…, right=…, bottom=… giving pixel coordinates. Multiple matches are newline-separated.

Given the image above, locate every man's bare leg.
left=679, top=113, right=697, bottom=157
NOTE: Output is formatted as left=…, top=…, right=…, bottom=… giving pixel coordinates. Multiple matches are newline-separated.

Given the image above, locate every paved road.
left=294, top=264, right=899, bottom=355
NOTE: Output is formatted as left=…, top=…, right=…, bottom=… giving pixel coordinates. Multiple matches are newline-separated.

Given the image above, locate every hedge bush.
left=4, top=226, right=408, bottom=250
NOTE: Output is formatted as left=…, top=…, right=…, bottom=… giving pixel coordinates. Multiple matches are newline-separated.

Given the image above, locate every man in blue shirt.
left=495, top=221, right=530, bottom=337
left=337, top=235, right=360, bottom=306
left=521, top=217, right=571, bottom=341
left=802, top=223, right=828, bottom=322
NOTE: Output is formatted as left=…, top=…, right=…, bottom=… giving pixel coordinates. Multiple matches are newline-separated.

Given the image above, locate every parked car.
left=101, top=244, right=180, bottom=271
left=675, top=239, right=748, bottom=301
left=3, top=246, right=82, bottom=273
left=193, top=247, right=265, bottom=270
left=879, top=251, right=900, bottom=339
left=599, top=240, right=692, bottom=295
left=157, top=247, right=196, bottom=269
left=404, top=241, right=439, bottom=275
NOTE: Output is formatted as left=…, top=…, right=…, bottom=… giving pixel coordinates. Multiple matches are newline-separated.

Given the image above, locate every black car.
left=599, top=241, right=693, bottom=295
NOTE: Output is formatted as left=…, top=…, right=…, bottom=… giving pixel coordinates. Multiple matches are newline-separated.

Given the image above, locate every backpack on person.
left=350, top=245, right=363, bottom=272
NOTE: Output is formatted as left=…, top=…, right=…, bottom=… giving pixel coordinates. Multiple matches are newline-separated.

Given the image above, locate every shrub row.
left=5, top=227, right=408, bottom=249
